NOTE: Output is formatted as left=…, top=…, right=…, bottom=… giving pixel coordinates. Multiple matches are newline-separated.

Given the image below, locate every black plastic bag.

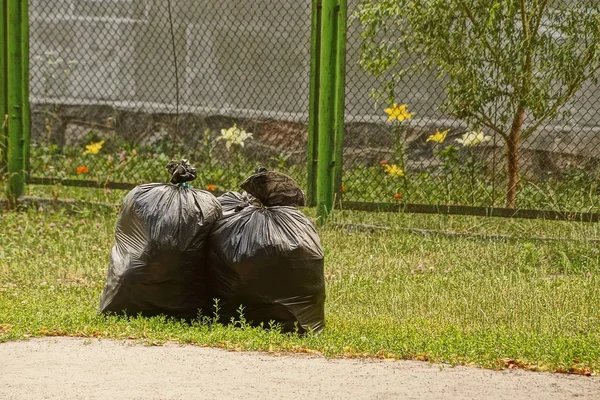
left=99, top=160, right=223, bottom=319
left=208, top=169, right=325, bottom=334
left=217, top=191, right=255, bottom=216
left=240, top=167, right=306, bottom=207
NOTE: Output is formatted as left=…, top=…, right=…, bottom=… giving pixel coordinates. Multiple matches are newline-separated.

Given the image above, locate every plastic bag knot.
left=166, top=159, right=197, bottom=185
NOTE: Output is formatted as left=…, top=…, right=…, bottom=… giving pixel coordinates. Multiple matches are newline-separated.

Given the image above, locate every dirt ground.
left=1, top=338, right=599, bottom=399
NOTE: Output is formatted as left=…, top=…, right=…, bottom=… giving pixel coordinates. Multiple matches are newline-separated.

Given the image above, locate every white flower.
left=217, top=124, right=253, bottom=150
left=456, top=130, right=492, bottom=147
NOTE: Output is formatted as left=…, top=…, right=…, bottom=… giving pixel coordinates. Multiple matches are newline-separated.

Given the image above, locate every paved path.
left=1, top=338, right=599, bottom=399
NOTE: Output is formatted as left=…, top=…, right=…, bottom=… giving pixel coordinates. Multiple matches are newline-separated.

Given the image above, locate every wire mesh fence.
left=341, top=0, right=600, bottom=214
left=23, top=0, right=600, bottom=215
left=27, top=0, right=312, bottom=194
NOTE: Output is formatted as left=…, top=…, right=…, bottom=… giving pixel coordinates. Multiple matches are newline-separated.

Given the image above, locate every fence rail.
left=2, top=0, right=600, bottom=220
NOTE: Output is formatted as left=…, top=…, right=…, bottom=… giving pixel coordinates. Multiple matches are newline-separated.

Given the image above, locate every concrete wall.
left=29, top=0, right=312, bottom=119
left=30, top=0, right=600, bottom=124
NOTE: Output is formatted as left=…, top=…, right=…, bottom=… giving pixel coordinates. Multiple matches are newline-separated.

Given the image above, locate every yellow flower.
left=384, top=103, right=415, bottom=122
left=383, top=164, right=404, bottom=177
left=426, top=129, right=449, bottom=144
left=83, top=140, right=104, bottom=155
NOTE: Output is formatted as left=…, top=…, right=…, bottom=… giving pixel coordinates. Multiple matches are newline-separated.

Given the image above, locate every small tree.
left=356, top=0, right=600, bottom=208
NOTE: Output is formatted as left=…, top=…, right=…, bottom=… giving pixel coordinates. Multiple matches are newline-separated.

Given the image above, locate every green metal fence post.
left=307, top=0, right=322, bottom=207
left=333, top=0, right=347, bottom=206
left=6, top=0, right=25, bottom=203
left=316, top=0, right=338, bottom=224
left=21, top=0, right=30, bottom=177
left=1, top=0, right=7, bottom=170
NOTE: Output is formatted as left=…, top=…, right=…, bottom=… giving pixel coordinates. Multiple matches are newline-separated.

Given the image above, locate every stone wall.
left=32, top=101, right=600, bottom=183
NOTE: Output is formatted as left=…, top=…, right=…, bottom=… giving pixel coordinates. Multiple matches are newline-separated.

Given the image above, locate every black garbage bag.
left=99, top=160, right=223, bottom=320
left=239, top=166, right=306, bottom=207
left=217, top=190, right=255, bottom=216
left=208, top=168, right=325, bottom=334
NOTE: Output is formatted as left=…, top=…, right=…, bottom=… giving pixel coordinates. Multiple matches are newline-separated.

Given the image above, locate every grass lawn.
left=1, top=190, right=600, bottom=374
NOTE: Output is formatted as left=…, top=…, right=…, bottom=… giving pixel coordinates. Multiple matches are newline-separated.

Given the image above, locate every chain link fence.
left=25, top=0, right=600, bottom=215
left=28, top=0, right=312, bottom=194
left=341, top=0, right=600, bottom=215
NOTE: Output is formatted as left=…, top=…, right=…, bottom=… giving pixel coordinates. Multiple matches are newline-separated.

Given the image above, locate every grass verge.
left=1, top=205, right=599, bottom=375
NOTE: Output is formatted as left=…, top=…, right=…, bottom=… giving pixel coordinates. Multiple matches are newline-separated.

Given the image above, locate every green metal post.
left=333, top=0, right=347, bottom=205
left=6, top=0, right=24, bottom=202
left=1, top=0, right=7, bottom=170
left=21, top=0, right=29, bottom=177
left=316, top=0, right=338, bottom=224
left=307, top=0, right=322, bottom=207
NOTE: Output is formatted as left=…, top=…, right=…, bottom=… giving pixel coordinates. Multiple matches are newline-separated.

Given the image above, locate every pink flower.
left=95, top=223, right=101, bottom=228
left=586, top=272, right=592, bottom=278
left=417, top=264, right=423, bottom=271
left=17, top=226, right=23, bottom=232
left=409, top=269, right=415, bottom=275
left=49, top=222, right=56, bottom=228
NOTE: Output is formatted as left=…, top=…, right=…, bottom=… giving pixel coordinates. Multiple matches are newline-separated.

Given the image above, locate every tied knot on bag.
left=166, top=159, right=197, bottom=185
left=235, top=192, right=256, bottom=212
left=240, top=166, right=305, bottom=207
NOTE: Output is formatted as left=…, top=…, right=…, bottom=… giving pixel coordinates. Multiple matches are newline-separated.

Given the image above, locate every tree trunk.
left=506, top=107, right=525, bottom=208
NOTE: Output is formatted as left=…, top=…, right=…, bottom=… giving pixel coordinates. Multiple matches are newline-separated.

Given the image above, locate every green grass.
left=1, top=194, right=600, bottom=375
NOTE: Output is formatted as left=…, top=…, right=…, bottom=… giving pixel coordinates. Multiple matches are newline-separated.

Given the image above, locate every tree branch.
left=456, top=0, right=520, bottom=90
left=520, top=0, right=534, bottom=98
left=463, top=109, right=508, bottom=139
left=520, top=0, right=529, bottom=42
left=522, top=43, right=600, bottom=139
left=532, top=0, right=550, bottom=42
